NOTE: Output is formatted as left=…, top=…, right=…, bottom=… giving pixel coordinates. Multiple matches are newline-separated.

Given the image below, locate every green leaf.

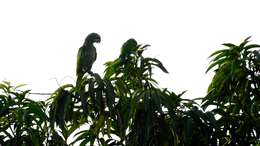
left=222, top=43, right=236, bottom=48
left=244, top=44, right=260, bottom=51
left=105, top=80, right=115, bottom=111
left=144, top=57, right=169, bottom=73
left=208, top=49, right=229, bottom=58
left=206, top=58, right=229, bottom=73
left=239, top=36, right=251, bottom=48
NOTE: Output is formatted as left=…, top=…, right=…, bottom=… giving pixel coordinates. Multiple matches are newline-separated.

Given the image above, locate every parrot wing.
left=76, top=46, right=84, bottom=77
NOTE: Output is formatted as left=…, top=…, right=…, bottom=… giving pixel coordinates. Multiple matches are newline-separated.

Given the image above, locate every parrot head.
left=84, top=33, right=101, bottom=45
left=123, top=39, right=137, bottom=49
left=121, top=38, right=138, bottom=54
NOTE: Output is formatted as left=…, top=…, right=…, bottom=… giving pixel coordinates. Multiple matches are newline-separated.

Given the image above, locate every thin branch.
left=16, top=89, right=52, bottom=95
left=29, top=92, right=52, bottom=95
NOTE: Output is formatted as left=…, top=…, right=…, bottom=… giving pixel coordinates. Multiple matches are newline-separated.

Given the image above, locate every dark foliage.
left=0, top=37, right=259, bottom=145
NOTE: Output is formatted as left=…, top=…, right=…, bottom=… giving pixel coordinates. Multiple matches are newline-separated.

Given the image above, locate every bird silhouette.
left=76, top=33, right=101, bottom=85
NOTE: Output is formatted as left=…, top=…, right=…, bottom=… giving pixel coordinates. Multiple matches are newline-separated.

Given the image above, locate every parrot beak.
left=96, top=38, right=101, bottom=43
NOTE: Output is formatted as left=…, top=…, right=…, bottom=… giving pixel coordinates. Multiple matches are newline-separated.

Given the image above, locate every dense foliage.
left=0, top=37, right=259, bottom=145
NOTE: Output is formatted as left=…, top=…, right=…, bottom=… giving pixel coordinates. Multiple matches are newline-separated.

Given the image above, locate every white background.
left=0, top=0, right=260, bottom=100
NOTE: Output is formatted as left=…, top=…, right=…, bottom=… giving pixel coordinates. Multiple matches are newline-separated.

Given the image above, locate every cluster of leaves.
left=0, top=82, right=47, bottom=146
left=202, top=37, right=260, bottom=145
left=0, top=37, right=259, bottom=146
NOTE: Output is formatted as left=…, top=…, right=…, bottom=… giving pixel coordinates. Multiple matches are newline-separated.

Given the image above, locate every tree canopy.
left=0, top=37, right=259, bottom=146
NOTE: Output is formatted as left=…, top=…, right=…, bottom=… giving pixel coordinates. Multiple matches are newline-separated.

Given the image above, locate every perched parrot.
left=104, top=38, right=138, bottom=79
left=76, top=33, right=100, bottom=116
left=119, top=38, right=138, bottom=63
left=76, top=33, right=101, bottom=84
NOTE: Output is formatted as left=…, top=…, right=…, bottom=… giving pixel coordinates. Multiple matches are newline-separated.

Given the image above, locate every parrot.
left=76, top=33, right=101, bottom=116
left=104, top=38, right=138, bottom=79
left=119, top=38, right=138, bottom=63
left=76, top=33, right=101, bottom=85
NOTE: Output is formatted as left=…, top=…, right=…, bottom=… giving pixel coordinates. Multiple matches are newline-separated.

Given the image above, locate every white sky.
left=0, top=0, right=260, bottom=100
